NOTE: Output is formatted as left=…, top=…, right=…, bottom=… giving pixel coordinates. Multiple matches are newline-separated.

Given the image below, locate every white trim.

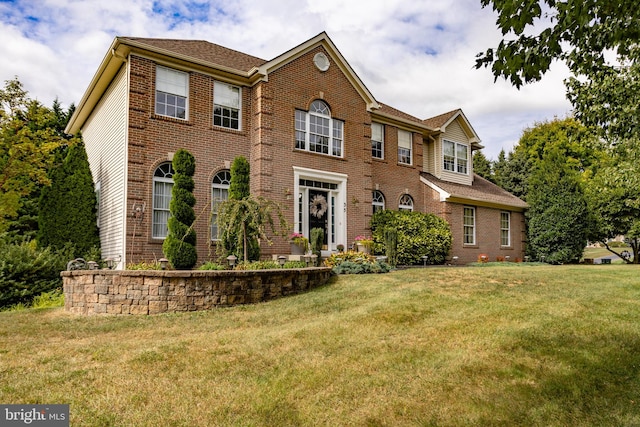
left=293, top=167, right=347, bottom=251
left=420, top=176, right=450, bottom=202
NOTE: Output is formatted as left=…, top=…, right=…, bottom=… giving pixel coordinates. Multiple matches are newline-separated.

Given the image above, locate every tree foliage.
left=37, top=142, right=99, bottom=257
left=217, top=196, right=288, bottom=263
left=472, top=150, right=493, bottom=182
left=163, top=149, right=197, bottom=269
left=584, top=143, right=640, bottom=263
left=477, top=2, right=640, bottom=262
left=526, top=149, right=589, bottom=264
left=476, top=0, right=640, bottom=88
left=0, top=78, right=68, bottom=232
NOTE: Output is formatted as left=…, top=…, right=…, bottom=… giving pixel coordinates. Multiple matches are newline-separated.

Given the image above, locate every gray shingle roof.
left=121, top=37, right=267, bottom=72
left=421, top=172, right=528, bottom=209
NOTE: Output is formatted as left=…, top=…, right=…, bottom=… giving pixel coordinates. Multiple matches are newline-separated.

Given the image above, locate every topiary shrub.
left=371, top=210, right=451, bottom=265
left=163, top=149, right=197, bottom=269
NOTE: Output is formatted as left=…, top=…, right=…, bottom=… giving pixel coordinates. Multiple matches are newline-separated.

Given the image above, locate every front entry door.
left=308, top=189, right=328, bottom=248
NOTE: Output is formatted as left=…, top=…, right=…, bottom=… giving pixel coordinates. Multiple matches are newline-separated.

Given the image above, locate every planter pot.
left=290, top=243, right=305, bottom=255
left=356, top=243, right=371, bottom=254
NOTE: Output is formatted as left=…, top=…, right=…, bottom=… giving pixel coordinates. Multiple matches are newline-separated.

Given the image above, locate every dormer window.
left=443, top=140, right=468, bottom=174
left=295, top=100, right=344, bottom=157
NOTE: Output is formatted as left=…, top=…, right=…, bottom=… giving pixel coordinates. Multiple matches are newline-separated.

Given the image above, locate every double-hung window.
left=152, top=163, right=175, bottom=239
left=443, top=140, right=469, bottom=174
left=155, top=66, right=188, bottom=119
left=501, top=211, right=511, bottom=247
left=211, top=170, right=231, bottom=240
left=214, top=81, right=241, bottom=130
left=463, top=207, right=476, bottom=245
left=295, top=100, right=344, bottom=157
left=372, top=123, right=384, bottom=159
left=398, top=130, right=412, bottom=165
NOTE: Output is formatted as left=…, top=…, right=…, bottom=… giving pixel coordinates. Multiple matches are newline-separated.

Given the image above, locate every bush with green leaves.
left=163, top=149, right=197, bottom=269
left=0, top=238, right=67, bottom=308
left=332, top=260, right=391, bottom=275
left=371, top=210, right=451, bottom=265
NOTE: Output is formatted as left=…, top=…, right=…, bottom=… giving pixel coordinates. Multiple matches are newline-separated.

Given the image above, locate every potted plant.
left=290, top=232, right=309, bottom=255
left=354, top=235, right=374, bottom=254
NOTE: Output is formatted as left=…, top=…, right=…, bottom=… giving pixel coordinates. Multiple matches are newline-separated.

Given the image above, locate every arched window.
left=211, top=170, right=231, bottom=240
left=399, top=194, right=414, bottom=212
left=152, top=162, right=174, bottom=238
left=372, top=190, right=385, bottom=214
left=295, top=100, right=344, bottom=157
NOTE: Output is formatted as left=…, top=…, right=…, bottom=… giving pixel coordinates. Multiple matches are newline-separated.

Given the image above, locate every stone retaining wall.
left=61, top=268, right=332, bottom=315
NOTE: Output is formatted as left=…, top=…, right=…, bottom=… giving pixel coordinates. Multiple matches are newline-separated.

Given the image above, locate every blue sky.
left=0, top=0, right=572, bottom=159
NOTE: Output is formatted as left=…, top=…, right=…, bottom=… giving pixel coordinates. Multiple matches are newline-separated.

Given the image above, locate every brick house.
left=66, top=32, right=526, bottom=268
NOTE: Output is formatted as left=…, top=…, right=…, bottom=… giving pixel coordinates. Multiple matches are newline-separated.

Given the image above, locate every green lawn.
left=2, top=265, right=640, bottom=426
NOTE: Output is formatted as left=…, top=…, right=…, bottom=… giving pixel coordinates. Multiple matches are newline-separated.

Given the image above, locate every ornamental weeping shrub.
left=163, top=149, right=197, bottom=269
left=0, top=238, right=67, bottom=308
left=221, top=156, right=260, bottom=261
left=371, top=210, right=451, bottom=265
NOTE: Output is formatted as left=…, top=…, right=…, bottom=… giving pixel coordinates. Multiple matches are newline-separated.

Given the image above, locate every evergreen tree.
left=37, top=141, right=99, bottom=257
left=229, top=156, right=250, bottom=200
left=222, top=156, right=260, bottom=261
left=500, top=149, right=530, bottom=200
left=163, top=149, right=197, bottom=269
left=526, top=149, right=589, bottom=264
left=472, top=150, right=493, bottom=182
left=492, top=149, right=508, bottom=189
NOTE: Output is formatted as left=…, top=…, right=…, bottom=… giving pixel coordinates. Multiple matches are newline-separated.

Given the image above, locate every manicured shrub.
left=0, top=238, right=67, bottom=308
left=163, top=149, right=197, bottom=269
left=324, top=250, right=391, bottom=274
left=371, top=210, right=452, bottom=265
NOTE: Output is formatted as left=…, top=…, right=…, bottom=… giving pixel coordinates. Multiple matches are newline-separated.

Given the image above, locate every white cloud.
left=0, top=0, right=572, bottom=159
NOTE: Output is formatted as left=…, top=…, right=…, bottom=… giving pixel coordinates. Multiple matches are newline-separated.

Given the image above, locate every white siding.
left=436, top=119, right=473, bottom=186
left=82, top=65, right=128, bottom=268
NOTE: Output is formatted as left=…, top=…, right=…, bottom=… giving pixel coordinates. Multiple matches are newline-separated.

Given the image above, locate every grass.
left=2, top=265, right=640, bottom=426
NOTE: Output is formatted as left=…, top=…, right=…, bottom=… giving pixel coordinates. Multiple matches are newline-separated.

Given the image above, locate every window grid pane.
left=501, top=212, right=511, bottom=246
left=295, top=103, right=343, bottom=158
left=152, top=180, right=173, bottom=238
left=463, top=207, right=475, bottom=245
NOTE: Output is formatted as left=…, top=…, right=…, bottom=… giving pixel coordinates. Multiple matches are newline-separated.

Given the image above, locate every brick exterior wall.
left=115, top=44, right=525, bottom=266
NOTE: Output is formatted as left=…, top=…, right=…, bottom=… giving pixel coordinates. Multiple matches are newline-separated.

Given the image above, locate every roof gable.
left=256, top=32, right=379, bottom=111
left=425, top=109, right=483, bottom=149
